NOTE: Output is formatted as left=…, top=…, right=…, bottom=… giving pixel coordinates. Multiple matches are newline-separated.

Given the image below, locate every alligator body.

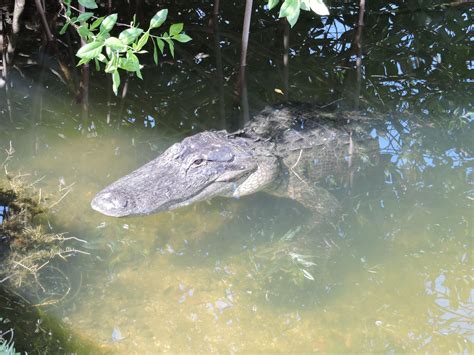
left=91, top=103, right=379, bottom=223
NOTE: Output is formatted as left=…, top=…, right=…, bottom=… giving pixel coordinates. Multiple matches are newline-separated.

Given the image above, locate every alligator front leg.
left=286, top=181, right=341, bottom=229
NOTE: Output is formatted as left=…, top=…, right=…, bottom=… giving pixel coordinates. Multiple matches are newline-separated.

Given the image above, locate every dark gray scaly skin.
left=91, top=103, right=380, bottom=227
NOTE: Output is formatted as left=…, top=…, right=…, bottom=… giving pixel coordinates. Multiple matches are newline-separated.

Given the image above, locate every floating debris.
left=111, top=327, right=125, bottom=342
left=215, top=299, right=232, bottom=312
left=301, top=269, right=315, bottom=281
left=225, top=288, right=234, bottom=302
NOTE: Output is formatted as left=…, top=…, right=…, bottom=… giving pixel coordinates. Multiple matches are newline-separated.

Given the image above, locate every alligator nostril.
left=110, top=196, right=128, bottom=209
left=92, top=192, right=127, bottom=209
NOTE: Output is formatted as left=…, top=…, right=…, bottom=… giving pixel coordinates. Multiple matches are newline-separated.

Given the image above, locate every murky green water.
left=1, top=1, right=472, bottom=353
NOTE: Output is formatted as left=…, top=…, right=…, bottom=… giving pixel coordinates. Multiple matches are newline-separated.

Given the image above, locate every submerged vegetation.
left=0, top=150, right=96, bottom=353
left=0, top=148, right=87, bottom=304
left=0, top=178, right=82, bottom=299
left=249, top=226, right=335, bottom=287
left=0, top=330, right=18, bottom=355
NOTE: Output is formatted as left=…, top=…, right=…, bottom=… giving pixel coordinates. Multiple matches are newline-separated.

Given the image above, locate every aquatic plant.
left=0, top=147, right=88, bottom=305
left=249, top=227, right=334, bottom=287
left=0, top=329, right=19, bottom=355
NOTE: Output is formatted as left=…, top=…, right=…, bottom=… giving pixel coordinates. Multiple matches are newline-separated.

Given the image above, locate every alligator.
left=91, top=103, right=380, bottom=226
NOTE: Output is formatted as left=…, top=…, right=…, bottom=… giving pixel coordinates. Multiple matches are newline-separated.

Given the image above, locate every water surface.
left=0, top=0, right=472, bottom=352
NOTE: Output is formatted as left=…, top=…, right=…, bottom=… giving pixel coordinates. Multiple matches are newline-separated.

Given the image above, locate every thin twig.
left=13, top=261, right=36, bottom=272
left=291, top=149, right=304, bottom=170
left=48, top=188, right=72, bottom=209
left=26, top=175, right=46, bottom=188
left=55, top=235, right=88, bottom=244
left=289, top=149, right=309, bottom=185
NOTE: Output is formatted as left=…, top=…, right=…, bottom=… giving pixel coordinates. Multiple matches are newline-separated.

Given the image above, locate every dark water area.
left=0, top=0, right=472, bottom=352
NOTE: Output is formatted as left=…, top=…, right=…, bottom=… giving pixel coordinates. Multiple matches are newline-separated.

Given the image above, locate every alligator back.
left=245, top=103, right=381, bottom=188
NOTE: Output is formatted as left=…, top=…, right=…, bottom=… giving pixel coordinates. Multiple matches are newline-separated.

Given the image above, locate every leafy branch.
left=267, top=0, right=330, bottom=27
left=59, top=0, right=192, bottom=95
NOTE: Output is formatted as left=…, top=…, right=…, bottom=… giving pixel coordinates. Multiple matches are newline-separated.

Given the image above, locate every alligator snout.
left=91, top=191, right=133, bottom=217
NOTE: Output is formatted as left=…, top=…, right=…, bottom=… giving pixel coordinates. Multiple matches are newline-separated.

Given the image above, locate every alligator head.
left=91, top=131, right=278, bottom=217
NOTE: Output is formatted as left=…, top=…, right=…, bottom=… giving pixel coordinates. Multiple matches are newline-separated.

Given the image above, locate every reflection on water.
left=0, top=0, right=472, bottom=352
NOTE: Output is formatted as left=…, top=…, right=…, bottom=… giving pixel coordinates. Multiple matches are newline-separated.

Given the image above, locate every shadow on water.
left=0, top=0, right=472, bottom=352
left=0, top=283, right=104, bottom=353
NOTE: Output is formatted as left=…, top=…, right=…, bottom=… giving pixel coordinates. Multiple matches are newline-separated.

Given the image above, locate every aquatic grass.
left=0, top=180, right=87, bottom=293
left=248, top=226, right=333, bottom=286
left=0, top=146, right=89, bottom=305
left=0, top=329, right=19, bottom=355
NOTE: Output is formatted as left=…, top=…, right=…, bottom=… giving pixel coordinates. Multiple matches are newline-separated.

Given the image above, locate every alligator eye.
left=192, top=158, right=204, bottom=166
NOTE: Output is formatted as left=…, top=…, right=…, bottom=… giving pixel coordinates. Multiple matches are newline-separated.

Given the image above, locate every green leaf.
left=118, top=28, right=143, bottom=45
left=77, top=24, right=93, bottom=39
left=90, top=16, right=104, bottom=30
left=77, top=12, right=94, bottom=22
left=119, top=51, right=140, bottom=72
left=94, top=58, right=100, bottom=71
left=59, top=22, right=70, bottom=35
left=105, top=54, right=119, bottom=73
left=309, top=0, right=329, bottom=15
left=300, top=0, right=310, bottom=11
left=152, top=40, right=158, bottom=65
left=97, top=53, right=107, bottom=62
left=104, top=37, right=127, bottom=51
left=165, top=38, right=174, bottom=58
left=128, top=52, right=140, bottom=71
left=100, top=13, right=118, bottom=33
left=150, top=9, right=168, bottom=29
left=77, top=57, right=91, bottom=66
left=279, top=0, right=301, bottom=27
left=169, top=23, right=183, bottom=36
left=267, top=0, right=280, bottom=10
left=173, top=33, right=192, bottom=43
left=76, top=41, right=104, bottom=60
left=136, top=67, right=143, bottom=80
left=134, top=31, right=149, bottom=51
left=112, top=70, right=120, bottom=95
left=156, top=38, right=165, bottom=54
left=78, top=0, right=97, bottom=9
left=96, top=31, right=111, bottom=42
left=118, top=58, right=136, bottom=71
